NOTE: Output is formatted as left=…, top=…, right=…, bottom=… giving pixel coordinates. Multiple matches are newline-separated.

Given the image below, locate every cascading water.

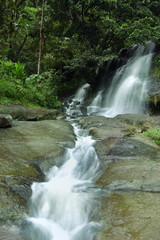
left=88, top=43, right=155, bottom=117
left=23, top=44, right=155, bottom=240
left=65, top=83, right=90, bottom=116
left=24, top=85, right=101, bottom=240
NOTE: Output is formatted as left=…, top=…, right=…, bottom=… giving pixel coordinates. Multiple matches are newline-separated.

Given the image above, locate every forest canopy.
left=0, top=0, right=160, bottom=107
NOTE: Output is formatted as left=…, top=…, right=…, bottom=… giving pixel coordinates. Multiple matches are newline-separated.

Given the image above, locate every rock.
left=0, top=104, right=60, bottom=121
left=0, top=225, right=21, bottom=240
left=0, top=119, right=75, bottom=224
left=79, top=114, right=160, bottom=240
left=146, top=92, right=160, bottom=115
left=80, top=105, right=87, bottom=115
left=56, top=115, right=66, bottom=120
left=0, top=114, right=12, bottom=127
left=146, top=77, right=160, bottom=114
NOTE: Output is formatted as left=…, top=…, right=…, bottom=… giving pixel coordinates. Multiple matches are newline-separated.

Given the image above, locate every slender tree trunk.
left=81, top=3, right=88, bottom=51
left=37, top=0, right=45, bottom=75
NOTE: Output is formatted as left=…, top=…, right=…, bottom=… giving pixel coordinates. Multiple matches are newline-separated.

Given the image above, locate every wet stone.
left=79, top=114, right=160, bottom=240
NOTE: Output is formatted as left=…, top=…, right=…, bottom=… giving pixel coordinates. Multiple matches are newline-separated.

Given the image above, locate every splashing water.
left=88, top=43, right=155, bottom=117
left=65, top=83, right=90, bottom=116
left=25, top=118, right=101, bottom=240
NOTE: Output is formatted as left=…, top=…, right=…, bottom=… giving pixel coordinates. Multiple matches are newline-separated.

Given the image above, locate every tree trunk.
left=81, top=3, right=88, bottom=51
left=16, top=34, right=28, bottom=61
left=37, top=0, right=45, bottom=75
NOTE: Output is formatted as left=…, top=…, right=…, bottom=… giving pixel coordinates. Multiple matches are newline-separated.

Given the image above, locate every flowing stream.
left=24, top=43, right=155, bottom=240
left=25, top=84, right=102, bottom=240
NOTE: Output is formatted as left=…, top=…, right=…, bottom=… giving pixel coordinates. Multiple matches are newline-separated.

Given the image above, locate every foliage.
left=0, top=60, right=25, bottom=79
left=151, top=54, right=160, bottom=77
left=142, top=128, right=160, bottom=145
left=0, top=0, right=160, bottom=102
left=0, top=60, right=61, bottom=108
left=25, top=72, right=61, bottom=107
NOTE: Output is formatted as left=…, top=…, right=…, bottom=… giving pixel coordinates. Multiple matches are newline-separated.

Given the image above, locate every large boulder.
left=79, top=114, right=160, bottom=240
left=0, top=114, right=12, bottom=127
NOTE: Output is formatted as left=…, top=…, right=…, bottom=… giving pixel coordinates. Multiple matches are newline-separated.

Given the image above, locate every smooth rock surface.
left=0, top=104, right=60, bottom=121
left=79, top=114, right=160, bottom=240
left=0, top=119, right=75, bottom=224
left=0, top=114, right=12, bottom=128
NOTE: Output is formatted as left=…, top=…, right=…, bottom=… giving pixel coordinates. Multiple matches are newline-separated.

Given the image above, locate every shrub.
left=0, top=60, right=25, bottom=79
left=0, top=60, right=61, bottom=108
left=142, top=128, right=160, bottom=145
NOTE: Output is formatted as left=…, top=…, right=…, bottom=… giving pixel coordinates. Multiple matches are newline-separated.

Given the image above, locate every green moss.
left=142, top=128, right=160, bottom=145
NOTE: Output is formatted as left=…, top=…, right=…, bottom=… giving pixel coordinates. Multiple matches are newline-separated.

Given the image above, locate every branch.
left=16, top=34, right=28, bottom=61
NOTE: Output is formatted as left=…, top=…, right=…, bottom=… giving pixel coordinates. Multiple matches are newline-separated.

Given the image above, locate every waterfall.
left=88, top=43, right=155, bottom=117
left=64, top=83, right=90, bottom=116
left=23, top=44, right=155, bottom=240
left=24, top=85, right=101, bottom=240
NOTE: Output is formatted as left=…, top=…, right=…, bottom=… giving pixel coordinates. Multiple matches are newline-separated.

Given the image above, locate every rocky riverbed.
left=0, top=105, right=75, bottom=239
left=79, top=114, right=160, bottom=240
left=0, top=104, right=160, bottom=240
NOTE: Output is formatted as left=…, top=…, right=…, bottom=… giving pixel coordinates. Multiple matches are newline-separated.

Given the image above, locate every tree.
left=0, top=0, right=159, bottom=92
left=37, top=0, right=45, bottom=75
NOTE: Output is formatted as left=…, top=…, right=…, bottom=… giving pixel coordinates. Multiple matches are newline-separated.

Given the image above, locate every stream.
left=24, top=43, right=155, bottom=240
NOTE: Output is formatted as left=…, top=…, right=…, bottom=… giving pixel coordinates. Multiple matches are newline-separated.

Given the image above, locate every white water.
left=88, top=43, right=155, bottom=117
left=26, top=85, right=101, bottom=240
left=25, top=44, right=155, bottom=240
left=65, top=83, right=90, bottom=116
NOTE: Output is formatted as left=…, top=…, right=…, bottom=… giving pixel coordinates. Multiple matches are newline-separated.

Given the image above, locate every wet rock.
left=0, top=104, right=60, bottom=121
left=56, top=115, right=66, bottom=120
left=146, top=92, right=160, bottom=115
left=0, top=119, right=75, bottom=224
left=0, top=114, right=12, bottom=128
left=0, top=225, right=21, bottom=240
left=146, top=77, right=160, bottom=114
left=97, top=191, right=160, bottom=240
left=79, top=114, right=160, bottom=240
left=80, top=105, right=87, bottom=115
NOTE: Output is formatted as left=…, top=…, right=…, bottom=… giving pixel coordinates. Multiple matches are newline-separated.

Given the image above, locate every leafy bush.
left=0, top=60, right=61, bottom=108
left=25, top=72, right=61, bottom=107
left=142, top=128, right=160, bottom=145
left=0, top=60, right=25, bottom=79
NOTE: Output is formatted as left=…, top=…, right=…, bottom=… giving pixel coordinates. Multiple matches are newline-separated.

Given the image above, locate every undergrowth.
left=142, top=128, right=160, bottom=145
left=0, top=60, right=61, bottom=108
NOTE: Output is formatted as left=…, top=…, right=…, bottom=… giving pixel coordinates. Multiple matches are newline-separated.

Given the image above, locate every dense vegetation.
left=0, top=0, right=160, bottom=107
